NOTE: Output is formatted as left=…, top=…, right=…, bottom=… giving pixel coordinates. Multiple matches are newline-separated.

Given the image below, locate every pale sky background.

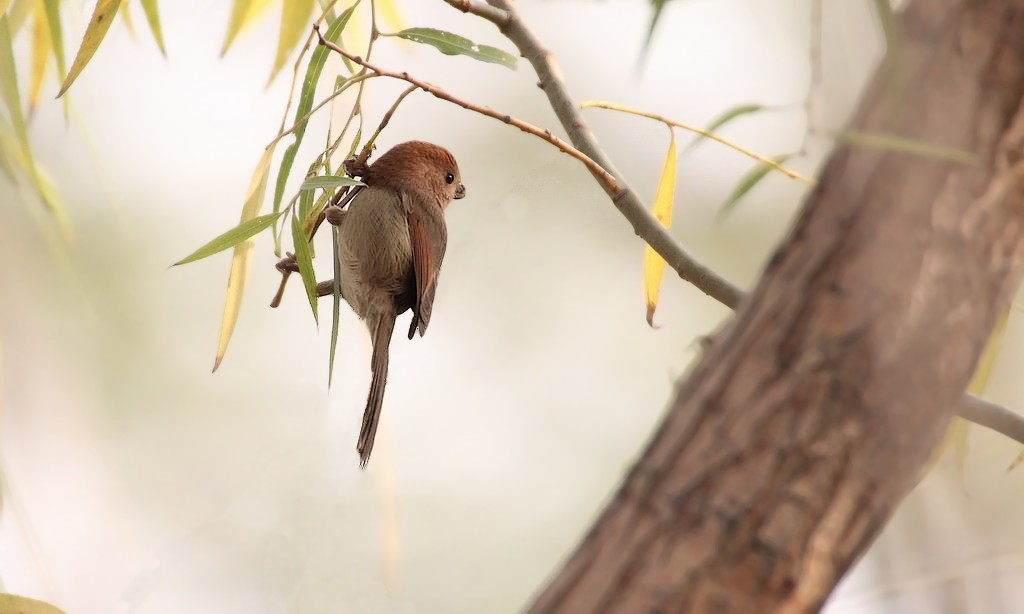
left=2, top=1, right=1024, bottom=612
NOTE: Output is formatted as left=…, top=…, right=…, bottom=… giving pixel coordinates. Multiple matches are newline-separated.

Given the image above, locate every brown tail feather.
left=357, top=312, right=396, bottom=467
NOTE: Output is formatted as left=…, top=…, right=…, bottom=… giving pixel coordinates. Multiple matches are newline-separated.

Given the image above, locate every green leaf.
left=291, top=211, right=319, bottom=324
left=836, top=130, right=980, bottom=165
left=41, top=0, right=67, bottom=81
left=301, top=175, right=363, bottom=191
left=686, top=104, right=764, bottom=151
left=269, top=0, right=314, bottom=84
left=718, top=154, right=792, bottom=219
left=139, top=0, right=166, bottom=55
left=57, top=0, right=123, bottom=97
left=271, top=7, right=354, bottom=225
left=174, top=212, right=282, bottom=266
left=297, top=153, right=323, bottom=257
left=638, top=0, right=670, bottom=62
left=328, top=224, right=341, bottom=387
left=394, top=27, right=517, bottom=69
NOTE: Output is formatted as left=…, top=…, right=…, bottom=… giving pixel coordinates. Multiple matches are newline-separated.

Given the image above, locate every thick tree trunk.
left=531, top=1, right=1024, bottom=612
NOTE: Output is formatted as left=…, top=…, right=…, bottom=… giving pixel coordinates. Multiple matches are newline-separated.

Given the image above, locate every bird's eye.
left=445, top=172, right=455, bottom=185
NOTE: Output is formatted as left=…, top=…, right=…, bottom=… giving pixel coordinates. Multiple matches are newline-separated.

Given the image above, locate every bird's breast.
left=336, top=187, right=415, bottom=318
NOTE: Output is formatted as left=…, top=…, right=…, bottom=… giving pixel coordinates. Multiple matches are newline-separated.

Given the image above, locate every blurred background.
left=2, top=0, right=1024, bottom=612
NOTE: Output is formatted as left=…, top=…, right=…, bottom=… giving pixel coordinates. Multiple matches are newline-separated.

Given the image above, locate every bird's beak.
left=454, top=183, right=466, bottom=199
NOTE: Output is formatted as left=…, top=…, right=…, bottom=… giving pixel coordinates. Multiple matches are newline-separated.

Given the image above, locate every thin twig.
left=355, top=84, right=418, bottom=168
left=313, top=25, right=621, bottom=194
left=581, top=101, right=816, bottom=185
left=276, top=0, right=341, bottom=134
left=441, top=0, right=744, bottom=308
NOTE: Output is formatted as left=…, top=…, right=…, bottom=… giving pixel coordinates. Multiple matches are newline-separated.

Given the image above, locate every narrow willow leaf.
left=394, top=28, right=516, bottom=70
left=291, top=212, right=319, bottom=324
left=303, top=184, right=334, bottom=242
left=268, top=0, right=314, bottom=84
left=118, top=0, right=136, bottom=38
left=638, top=0, right=669, bottom=62
left=41, top=0, right=66, bottom=81
left=221, top=0, right=274, bottom=55
left=297, top=154, right=323, bottom=257
left=272, top=7, right=354, bottom=218
left=139, top=0, right=166, bottom=55
left=301, top=175, right=363, bottom=191
left=686, top=103, right=764, bottom=151
left=221, top=0, right=253, bottom=55
left=212, top=145, right=276, bottom=372
left=57, top=0, right=123, bottom=97
left=174, top=212, right=282, bottom=266
left=0, top=133, right=15, bottom=180
left=643, top=132, right=677, bottom=327
left=0, top=16, right=31, bottom=162
left=718, top=154, right=792, bottom=219
left=837, top=130, right=979, bottom=165
left=328, top=224, right=341, bottom=387
left=0, top=14, right=66, bottom=229
left=7, top=0, right=31, bottom=33
left=28, top=5, right=51, bottom=113
left=0, top=594, right=65, bottom=614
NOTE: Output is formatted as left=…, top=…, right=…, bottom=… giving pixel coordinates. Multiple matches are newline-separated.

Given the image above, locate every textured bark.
left=531, top=1, right=1024, bottom=612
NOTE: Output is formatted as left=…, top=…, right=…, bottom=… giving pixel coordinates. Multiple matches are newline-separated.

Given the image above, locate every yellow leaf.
left=0, top=13, right=69, bottom=235
left=643, top=131, right=677, bottom=327
left=377, top=0, right=404, bottom=31
left=41, top=0, right=67, bottom=83
left=212, top=145, right=276, bottom=372
left=6, top=0, right=32, bottom=33
left=0, top=594, right=64, bottom=614
left=0, top=0, right=12, bottom=19
left=28, top=4, right=51, bottom=113
left=118, top=0, right=137, bottom=39
left=57, top=0, right=123, bottom=97
left=268, top=0, right=313, bottom=84
left=221, top=0, right=276, bottom=56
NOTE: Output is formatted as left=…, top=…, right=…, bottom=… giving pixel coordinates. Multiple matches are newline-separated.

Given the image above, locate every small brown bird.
left=292, top=141, right=465, bottom=466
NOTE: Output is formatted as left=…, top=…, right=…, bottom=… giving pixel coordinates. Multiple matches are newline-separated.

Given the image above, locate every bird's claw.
left=325, top=206, right=346, bottom=226
left=275, top=252, right=299, bottom=274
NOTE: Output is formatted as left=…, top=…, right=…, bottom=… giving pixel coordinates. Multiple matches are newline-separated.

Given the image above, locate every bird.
left=280, top=141, right=466, bottom=466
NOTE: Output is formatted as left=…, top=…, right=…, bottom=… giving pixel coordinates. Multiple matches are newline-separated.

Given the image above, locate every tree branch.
left=431, top=1, right=1024, bottom=451
left=526, top=0, right=1024, bottom=607
left=958, top=394, right=1024, bottom=447
left=313, top=26, right=619, bottom=192
left=441, top=0, right=509, bottom=25
left=441, top=0, right=744, bottom=309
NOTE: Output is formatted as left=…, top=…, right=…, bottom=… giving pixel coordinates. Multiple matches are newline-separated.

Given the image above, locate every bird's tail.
left=358, top=312, right=396, bottom=467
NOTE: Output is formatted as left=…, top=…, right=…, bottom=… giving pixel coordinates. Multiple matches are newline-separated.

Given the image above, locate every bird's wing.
left=404, top=192, right=448, bottom=339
